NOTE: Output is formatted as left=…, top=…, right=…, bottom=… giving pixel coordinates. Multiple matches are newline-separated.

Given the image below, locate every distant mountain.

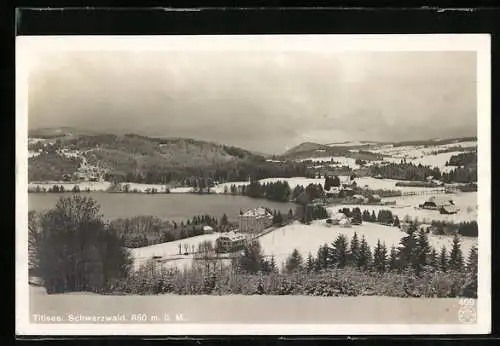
left=283, top=142, right=332, bottom=156
left=27, top=130, right=267, bottom=182
left=280, top=136, right=476, bottom=161
left=28, top=127, right=103, bottom=139
left=390, top=136, right=477, bottom=147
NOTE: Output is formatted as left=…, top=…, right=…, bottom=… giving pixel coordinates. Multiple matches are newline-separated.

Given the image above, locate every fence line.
left=401, top=188, right=447, bottom=197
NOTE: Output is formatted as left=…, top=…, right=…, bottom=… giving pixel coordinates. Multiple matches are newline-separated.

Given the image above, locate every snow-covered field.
left=295, top=140, right=476, bottom=172
left=259, top=220, right=477, bottom=267
left=382, top=151, right=471, bottom=171
left=370, top=140, right=476, bottom=157
left=328, top=192, right=477, bottom=223
left=130, top=233, right=223, bottom=270
left=354, top=176, right=443, bottom=193
left=29, top=284, right=470, bottom=324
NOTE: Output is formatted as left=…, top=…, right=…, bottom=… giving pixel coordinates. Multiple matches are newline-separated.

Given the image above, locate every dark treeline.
left=103, top=160, right=314, bottom=186
left=430, top=220, right=478, bottom=237
left=108, top=214, right=230, bottom=248
left=370, top=162, right=442, bottom=181
left=28, top=152, right=82, bottom=181
left=224, top=181, right=324, bottom=203
left=370, top=161, right=477, bottom=184
left=243, top=181, right=292, bottom=202
left=293, top=183, right=325, bottom=201
left=446, top=152, right=477, bottom=167
left=441, top=166, right=477, bottom=184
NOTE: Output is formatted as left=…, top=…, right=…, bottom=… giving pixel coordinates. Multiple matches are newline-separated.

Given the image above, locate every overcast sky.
left=28, top=50, right=477, bottom=154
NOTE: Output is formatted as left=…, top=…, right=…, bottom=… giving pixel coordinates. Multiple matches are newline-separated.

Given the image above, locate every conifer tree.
left=466, top=245, right=478, bottom=274
left=239, top=240, right=265, bottom=274
left=276, top=211, right=283, bottom=225
left=357, top=235, right=372, bottom=270
left=315, top=244, right=329, bottom=271
left=362, top=210, right=371, bottom=222
left=306, top=252, right=315, bottom=273
left=373, top=239, right=388, bottom=273
left=393, top=215, right=400, bottom=228
left=285, top=248, right=303, bottom=273
left=397, top=222, right=419, bottom=272
left=449, top=234, right=465, bottom=271
left=388, top=245, right=398, bottom=271
left=287, top=209, right=294, bottom=223
left=371, top=210, right=377, bottom=222
left=349, top=232, right=360, bottom=266
left=269, top=255, right=278, bottom=273
left=221, top=213, right=229, bottom=227
left=463, top=246, right=478, bottom=298
left=439, top=245, right=448, bottom=272
left=428, top=247, right=439, bottom=270
left=329, top=234, right=349, bottom=268
left=416, top=229, right=431, bottom=275
left=351, top=208, right=362, bottom=225
left=272, top=210, right=278, bottom=224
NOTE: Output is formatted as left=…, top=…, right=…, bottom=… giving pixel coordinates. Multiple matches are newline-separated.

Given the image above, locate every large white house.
left=215, top=231, right=248, bottom=253
left=238, top=207, right=274, bottom=234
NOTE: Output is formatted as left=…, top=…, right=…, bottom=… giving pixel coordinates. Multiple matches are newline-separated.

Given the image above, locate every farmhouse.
left=440, top=205, right=459, bottom=215
left=238, top=207, right=274, bottom=234
left=419, top=196, right=455, bottom=210
left=215, top=231, right=248, bottom=253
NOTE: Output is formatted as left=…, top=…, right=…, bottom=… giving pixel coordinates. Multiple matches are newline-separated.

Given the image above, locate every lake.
left=28, top=193, right=296, bottom=222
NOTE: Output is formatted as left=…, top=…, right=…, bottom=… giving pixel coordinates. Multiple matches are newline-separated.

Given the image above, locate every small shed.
left=440, top=205, right=459, bottom=215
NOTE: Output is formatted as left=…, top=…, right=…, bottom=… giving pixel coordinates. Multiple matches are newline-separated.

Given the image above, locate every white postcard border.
left=16, top=34, right=491, bottom=335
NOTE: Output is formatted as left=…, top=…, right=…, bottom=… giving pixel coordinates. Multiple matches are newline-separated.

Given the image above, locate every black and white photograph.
left=16, top=34, right=491, bottom=335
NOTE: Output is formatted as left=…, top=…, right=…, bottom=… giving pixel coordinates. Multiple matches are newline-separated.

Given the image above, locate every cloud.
left=28, top=50, right=477, bottom=154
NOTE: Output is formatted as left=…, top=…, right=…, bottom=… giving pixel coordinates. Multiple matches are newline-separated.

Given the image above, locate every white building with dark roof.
left=238, top=207, right=274, bottom=234
left=420, top=196, right=455, bottom=210
left=215, top=231, right=248, bottom=252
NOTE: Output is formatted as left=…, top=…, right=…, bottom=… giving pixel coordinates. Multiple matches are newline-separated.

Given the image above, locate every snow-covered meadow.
left=369, top=140, right=476, bottom=157
left=327, top=192, right=477, bottom=223
left=258, top=220, right=478, bottom=268
left=129, top=233, right=224, bottom=270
